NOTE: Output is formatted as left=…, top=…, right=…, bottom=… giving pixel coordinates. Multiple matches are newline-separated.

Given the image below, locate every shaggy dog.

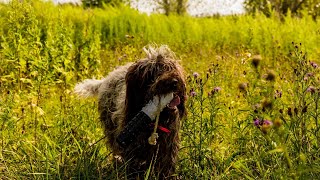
left=74, top=45, right=187, bottom=179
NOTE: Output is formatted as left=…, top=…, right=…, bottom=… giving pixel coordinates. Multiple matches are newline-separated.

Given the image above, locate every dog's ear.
left=125, top=62, right=152, bottom=122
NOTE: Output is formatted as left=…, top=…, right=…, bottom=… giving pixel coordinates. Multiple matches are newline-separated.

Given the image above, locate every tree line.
left=81, top=0, right=320, bottom=18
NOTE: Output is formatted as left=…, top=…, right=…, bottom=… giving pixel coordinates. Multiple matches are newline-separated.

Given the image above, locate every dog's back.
left=74, top=63, right=132, bottom=152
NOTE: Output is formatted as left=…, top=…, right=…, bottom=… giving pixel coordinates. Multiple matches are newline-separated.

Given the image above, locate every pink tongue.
left=169, top=96, right=180, bottom=107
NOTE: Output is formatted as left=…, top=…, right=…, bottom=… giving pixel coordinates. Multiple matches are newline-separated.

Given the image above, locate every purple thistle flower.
left=190, top=91, right=197, bottom=97
left=307, top=86, right=316, bottom=93
left=310, top=62, right=318, bottom=68
left=261, top=120, right=273, bottom=134
left=263, top=120, right=273, bottom=126
left=306, top=72, right=314, bottom=77
left=193, top=72, right=199, bottom=78
left=210, top=86, right=222, bottom=96
left=213, top=87, right=222, bottom=92
left=254, top=118, right=261, bottom=127
left=304, top=73, right=314, bottom=81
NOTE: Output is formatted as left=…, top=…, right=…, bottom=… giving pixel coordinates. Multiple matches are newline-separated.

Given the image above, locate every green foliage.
left=244, top=0, right=320, bottom=19
left=0, top=0, right=101, bottom=91
left=82, top=0, right=124, bottom=8
left=1, top=1, right=320, bottom=179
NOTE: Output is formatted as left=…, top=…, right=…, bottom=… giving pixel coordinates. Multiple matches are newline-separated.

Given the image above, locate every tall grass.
left=1, top=0, right=320, bottom=179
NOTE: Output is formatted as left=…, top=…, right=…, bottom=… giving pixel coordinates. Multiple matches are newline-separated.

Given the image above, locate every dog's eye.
left=171, top=78, right=178, bottom=88
left=172, top=78, right=178, bottom=83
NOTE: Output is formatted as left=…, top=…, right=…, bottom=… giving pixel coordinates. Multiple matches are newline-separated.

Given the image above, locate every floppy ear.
left=124, top=63, right=152, bottom=123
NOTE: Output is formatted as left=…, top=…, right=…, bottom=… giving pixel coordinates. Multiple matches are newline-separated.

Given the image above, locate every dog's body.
left=75, top=45, right=186, bottom=179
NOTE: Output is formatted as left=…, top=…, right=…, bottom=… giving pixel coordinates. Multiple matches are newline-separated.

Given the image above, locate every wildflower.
left=274, top=90, right=282, bottom=98
left=254, top=119, right=273, bottom=134
left=266, top=70, right=276, bottom=81
left=304, top=72, right=314, bottom=81
left=253, top=104, right=261, bottom=113
left=193, top=72, right=199, bottom=78
left=273, top=119, right=282, bottom=128
left=307, top=86, right=316, bottom=93
left=190, top=90, right=197, bottom=97
left=310, top=61, right=318, bottom=68
left=251, top=55, right=261, bottom=68
left=254, top=118, right=261, bottom=127
left=261, top=120, right=273, bottom=134
left=254, top=104, right=261, bottom=109
left=238, top=83, right=247, bottom=92
left=262, top=99, right=273, bottom=109
left=213, top=86, right=221, bottom=93
left=263, top=120, right=273, bottom=126
left=306, top=72, right=314, bottom=77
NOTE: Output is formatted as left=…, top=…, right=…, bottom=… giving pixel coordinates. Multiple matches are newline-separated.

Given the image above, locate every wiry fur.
left=75, top=45, right=187, bottom=179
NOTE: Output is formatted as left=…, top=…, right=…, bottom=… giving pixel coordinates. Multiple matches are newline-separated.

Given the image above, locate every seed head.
left=274, top=90, right=282, bottom=98
left=193, top=72, right=199, bottom=78
left=262, top=99, right=273, bottom=109
left=302, top=106, right=307, bottom=113
left=238, top=83, right=248, bottom=92
left=273, top=119, right=282, bottom=128
left=266, top=70, right=276, bottom=81
left=251, top=55, right=261, bottom=68
left=287, top=107, right=292, bottom=116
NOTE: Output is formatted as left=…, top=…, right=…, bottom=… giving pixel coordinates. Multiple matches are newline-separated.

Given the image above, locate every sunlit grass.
left=1, top=0, right=320, bottom=179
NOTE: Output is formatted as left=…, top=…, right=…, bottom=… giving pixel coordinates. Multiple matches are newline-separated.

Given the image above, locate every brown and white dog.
left=74, top=45, right=187, bottom=179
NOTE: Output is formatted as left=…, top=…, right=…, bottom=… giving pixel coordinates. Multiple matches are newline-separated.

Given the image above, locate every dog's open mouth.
left=167, top=95, right=180, bottom=109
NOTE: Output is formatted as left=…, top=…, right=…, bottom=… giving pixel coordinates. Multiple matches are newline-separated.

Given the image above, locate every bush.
left=244, top=0, right=320, bottom=19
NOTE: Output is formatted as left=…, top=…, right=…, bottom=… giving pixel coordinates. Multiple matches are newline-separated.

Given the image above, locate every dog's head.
left=124, top=46, right=187, bottom=124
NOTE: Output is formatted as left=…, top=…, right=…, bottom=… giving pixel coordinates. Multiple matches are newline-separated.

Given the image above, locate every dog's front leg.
left=116, top=93, right=174, bottom=148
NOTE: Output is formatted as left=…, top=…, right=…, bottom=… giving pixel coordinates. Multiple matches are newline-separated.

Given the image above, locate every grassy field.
left=1, top=0, right=320, bottom=179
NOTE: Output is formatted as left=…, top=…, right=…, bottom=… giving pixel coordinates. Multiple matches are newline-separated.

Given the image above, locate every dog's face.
left=125, top=55, right=187, bottom=123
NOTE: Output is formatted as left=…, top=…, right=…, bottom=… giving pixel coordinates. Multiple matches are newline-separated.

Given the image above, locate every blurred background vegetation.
left=1, top=0, right=320, bottom=179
